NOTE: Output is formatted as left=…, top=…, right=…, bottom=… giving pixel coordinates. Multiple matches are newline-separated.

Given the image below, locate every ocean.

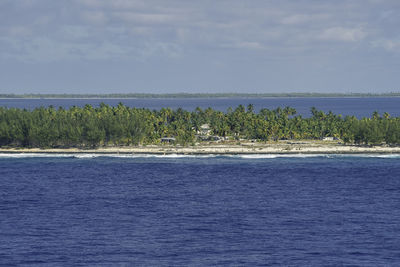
left=1, top=97, right=400, bottom=265
left=1, top=97, right=400, bottom=117
left=1, top=154, right=400, bottom=266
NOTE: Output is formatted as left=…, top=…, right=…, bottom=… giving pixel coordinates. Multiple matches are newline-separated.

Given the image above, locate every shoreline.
left=1, top=142, right=400, bottom=155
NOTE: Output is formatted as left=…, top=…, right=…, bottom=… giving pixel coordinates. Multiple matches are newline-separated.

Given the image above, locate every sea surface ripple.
left=1, top=156, right=400, bottom=266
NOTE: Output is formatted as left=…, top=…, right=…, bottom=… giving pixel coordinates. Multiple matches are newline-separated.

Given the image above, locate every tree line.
left=0, top=103, right=399, bottom=148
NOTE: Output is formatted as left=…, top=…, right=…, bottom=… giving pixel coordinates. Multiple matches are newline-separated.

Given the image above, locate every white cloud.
left=1, top=0, right=400, bottom=65
left=318, top=27, right=367, bottom=42
left=2, top=0, right=400, bottom=93
left=0, top=35, right=182, bottom=62
left=231, top=42, right=265, bottom=50
left=372, top=39, right=400, bottom=52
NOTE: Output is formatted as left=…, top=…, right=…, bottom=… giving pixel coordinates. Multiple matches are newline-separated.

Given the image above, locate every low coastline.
left=1, top=141, right=400, bottom=155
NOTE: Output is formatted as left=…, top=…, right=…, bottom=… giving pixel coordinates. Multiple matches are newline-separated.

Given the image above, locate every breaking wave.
left=0, top=153, right=400, bottom=159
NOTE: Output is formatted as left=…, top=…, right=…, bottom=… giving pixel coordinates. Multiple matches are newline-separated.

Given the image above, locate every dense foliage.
left=0, top=103, right=399, bottom=148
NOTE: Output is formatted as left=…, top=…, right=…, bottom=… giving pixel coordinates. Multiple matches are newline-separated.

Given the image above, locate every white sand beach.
left=1, top=141, right=400, bottom=155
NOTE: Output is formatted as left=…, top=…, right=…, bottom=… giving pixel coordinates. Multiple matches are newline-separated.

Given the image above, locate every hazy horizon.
left=2, top=92, right=400, bottom=96
left=1, top=0, right=400, bottom=94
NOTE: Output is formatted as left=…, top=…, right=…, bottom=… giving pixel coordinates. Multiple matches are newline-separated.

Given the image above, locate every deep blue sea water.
left=1, top=97, right=400, bottom=117
left=1, top=154, right=400, bottom=266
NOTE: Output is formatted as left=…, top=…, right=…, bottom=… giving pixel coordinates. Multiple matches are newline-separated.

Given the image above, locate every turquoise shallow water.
left=1, top=154, right=400, bottom=266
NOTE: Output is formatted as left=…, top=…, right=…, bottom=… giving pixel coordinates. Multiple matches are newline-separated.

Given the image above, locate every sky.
left=1, top=0, right=400, bottom=94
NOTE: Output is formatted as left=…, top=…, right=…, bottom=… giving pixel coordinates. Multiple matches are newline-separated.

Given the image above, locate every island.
left=1, top=104, right=399, bottom=155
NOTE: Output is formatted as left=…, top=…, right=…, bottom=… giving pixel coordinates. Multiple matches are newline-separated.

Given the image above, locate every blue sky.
left=1, top=0, right=400, bottom=94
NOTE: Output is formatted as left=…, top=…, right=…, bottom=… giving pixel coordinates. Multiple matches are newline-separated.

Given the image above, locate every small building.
left=322, top=137, right=337, bottom=141
left=198, top=124, right=212, bottom=136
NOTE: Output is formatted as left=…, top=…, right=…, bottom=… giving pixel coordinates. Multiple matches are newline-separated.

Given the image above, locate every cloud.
left=0, top=34, right=181, bottom=62
left=318, top=27, right=367, bottom=42
left=372, top=39, right=400, bottom=52
left=225, top=41, right=265, bottom=50
left=1, top=0, right=400, bottom=64
left=2, top=0, right=400, bottom=93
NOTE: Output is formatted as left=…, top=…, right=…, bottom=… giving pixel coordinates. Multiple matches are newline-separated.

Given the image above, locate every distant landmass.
left=1, top=92, right=400, bottom=99
left=1, top=103, right=399, bottom=148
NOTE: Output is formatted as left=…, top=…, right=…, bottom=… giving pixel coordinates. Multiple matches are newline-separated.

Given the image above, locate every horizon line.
left=1, top=92, right=400, bottom=99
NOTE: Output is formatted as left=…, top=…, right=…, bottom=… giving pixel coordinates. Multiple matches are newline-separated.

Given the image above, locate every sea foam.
left=1, top=153, right=400, bottom=159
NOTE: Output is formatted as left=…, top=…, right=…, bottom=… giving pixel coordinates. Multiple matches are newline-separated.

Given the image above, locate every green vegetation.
left=1, top=104, right=400, bottom=148
left=1, top=92, right=400, bottom=99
